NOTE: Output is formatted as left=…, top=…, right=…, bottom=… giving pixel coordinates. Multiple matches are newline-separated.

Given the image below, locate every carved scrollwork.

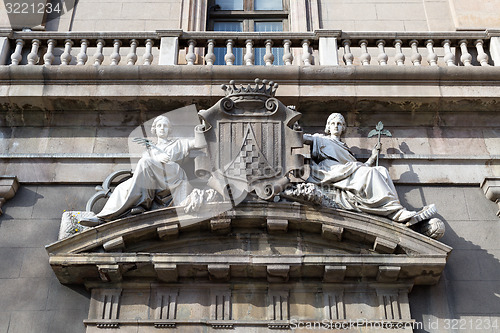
left=220, top=97, right=234, bottom=112
left=265, top=97, right=279, bottom=112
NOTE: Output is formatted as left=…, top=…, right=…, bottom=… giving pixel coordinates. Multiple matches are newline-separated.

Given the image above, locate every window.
left=207, top=0, right=288, bottom=65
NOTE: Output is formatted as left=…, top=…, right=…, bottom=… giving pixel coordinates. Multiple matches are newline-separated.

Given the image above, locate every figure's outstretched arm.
left=303, top=133, right=313, bottom=145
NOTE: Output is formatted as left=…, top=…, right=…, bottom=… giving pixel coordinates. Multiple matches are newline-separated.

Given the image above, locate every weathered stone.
left=373, top=237, right=398, bottom=254
left=154, top=263, right=178, bottom=282
left=157, top=224, right=179, bottom=239
left=103, top=236, right=125, bottom=252
left=267, top=218, right=288, bottom=233
left=323, top=265, right=347, bottom=282
left=97, top=264, right=122, bottom=282
left=208, top=264, right=230, bottom=281
left=377, top=266, right=401, bottom=282
left=0, top=176, right=19, bottom=215
left=322, top=224, right=343, bottom=241
left=267, top=265, right=290, bottom=283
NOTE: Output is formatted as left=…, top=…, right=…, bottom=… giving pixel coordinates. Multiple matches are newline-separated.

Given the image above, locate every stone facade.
left=0, top=0, right=500, bottom=332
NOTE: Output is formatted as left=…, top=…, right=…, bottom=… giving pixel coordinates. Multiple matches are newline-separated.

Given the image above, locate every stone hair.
left=325, top=113, right=346, bottom=135
left=151, top=115, right=171, bottom=135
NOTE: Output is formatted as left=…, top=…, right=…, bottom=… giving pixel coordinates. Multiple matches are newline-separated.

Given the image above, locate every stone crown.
left=221, top=78, right=278, bottom=98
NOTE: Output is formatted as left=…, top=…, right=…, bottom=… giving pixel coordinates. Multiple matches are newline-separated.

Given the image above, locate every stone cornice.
left=2, top=65, right=500, bottom=86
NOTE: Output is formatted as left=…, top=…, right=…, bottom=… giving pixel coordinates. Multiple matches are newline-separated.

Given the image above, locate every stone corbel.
left=0, top=176, right=19, bottom=215
left=481, top=177, right=500, bottom=217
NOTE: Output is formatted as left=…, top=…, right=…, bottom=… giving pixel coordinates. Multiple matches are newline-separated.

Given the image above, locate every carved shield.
left=196, top=79, right=305, bottom=201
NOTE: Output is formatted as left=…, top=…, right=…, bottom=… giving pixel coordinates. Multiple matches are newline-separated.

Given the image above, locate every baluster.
left=244, top=39, right=254, bottom=66
left=376, top=40, right=388, bottom=66
left=185, top=39, right=196, bottom=65
left=282, top=39, right=293, bottom=65
left=393, top=39, right=405, bottom=66
left=10, top=39, right=24, bottom=66
left=410, top=40, right=422, bottom=66
left=301, top=39, right=313, bottom=66
left=264, top=39, right=274, bottom=66
left=43, top=39, right=56, bottom=66
left=77, top=39, right=89, bottom=65
left=425, top=39, right=438, bottom=66
left=27, top=39, right=40, bottom=65
left=93, top=39, right=105, bottom=66
left=126, top=39, right=138, bottom=65
left=143, top=39, right=154, bottom=65
left=459, top=40, right=472, bottom=66
left=442, top=39, right=455, bottom=66
left=359, top=39, right=371, bottom=66
left=224, top=39, right=235, bottom=65
left=205, top=39, right=216, bottom=65
left=60, top=39, right=73, bottom=65
left=342, top=40, right=353, bottom=66
left=474, top=39, right=490, bottom=66
left=110, top=39, right=122, bottom=65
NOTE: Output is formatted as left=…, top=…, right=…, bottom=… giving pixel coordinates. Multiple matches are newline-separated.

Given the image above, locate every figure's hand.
left=158, top=153, right=171, bottom=163
left=365, top=143, right=381, bottom=167
left=133, top=137, right=155, bottom=149
left=371, top=142, right=382, bottom=158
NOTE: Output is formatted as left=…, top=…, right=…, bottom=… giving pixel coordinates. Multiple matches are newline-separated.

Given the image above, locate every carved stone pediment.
left=47, top=202, right=451, bottom=331
left=47, top=202, right=451, bottom=285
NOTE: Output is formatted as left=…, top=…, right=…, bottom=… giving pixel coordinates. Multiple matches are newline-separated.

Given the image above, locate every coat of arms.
left=196, top=79, right=305, bottom=202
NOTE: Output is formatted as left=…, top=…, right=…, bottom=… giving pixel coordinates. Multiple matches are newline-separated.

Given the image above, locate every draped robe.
left=97, top=139, right=192, bottom=221
left=308, top=134, right=405, bottom=218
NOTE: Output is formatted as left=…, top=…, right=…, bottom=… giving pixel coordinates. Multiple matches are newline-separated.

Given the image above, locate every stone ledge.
left=0, top=175, right=19, bottom=215
left=481, top=177, right=500, bottom=217
left=2, top=64, right=500, bottom=85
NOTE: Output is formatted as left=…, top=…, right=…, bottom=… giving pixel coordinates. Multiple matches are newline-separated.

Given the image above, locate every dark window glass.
left=254, top=0, right=283, bottom=10
left=254, top=21, right=284, bottom=65
left=215, top=0, right=243, bottom=10
left=214, top=21, right=243, bottom=65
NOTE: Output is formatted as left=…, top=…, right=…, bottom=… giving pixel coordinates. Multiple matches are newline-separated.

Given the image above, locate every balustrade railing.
left=1, top=30, right=499, bottom=67
left=0, top=32, right=160, bottom=66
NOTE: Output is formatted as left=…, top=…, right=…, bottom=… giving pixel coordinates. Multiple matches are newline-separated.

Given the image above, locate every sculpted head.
left=325, top=113, right=346, bottom=137
left=151, top=115, right=172, bottom=139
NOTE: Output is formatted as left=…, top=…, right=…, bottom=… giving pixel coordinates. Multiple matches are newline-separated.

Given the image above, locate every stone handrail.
left=1, top=29, right=499, bottom=67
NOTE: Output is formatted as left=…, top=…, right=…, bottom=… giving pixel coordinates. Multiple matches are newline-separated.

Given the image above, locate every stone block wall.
left=0, top=185, right=94, bottom=333
left=397, top=185, right=500, bottom=332
left=0, top=182, right=498, bottom=332
left=318, top=0, right=454, bottom=32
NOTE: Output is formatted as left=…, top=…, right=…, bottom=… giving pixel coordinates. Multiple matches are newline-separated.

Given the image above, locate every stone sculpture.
left=70, top=79, right=444, bottom=240
left=81, top=115, right=209, bottom=226
left=302, top=112, right=437, bottom=225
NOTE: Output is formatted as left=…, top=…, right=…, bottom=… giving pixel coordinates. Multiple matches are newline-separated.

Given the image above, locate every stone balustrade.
left=1, top=29, right=499, bottom=67
left=0, top=31, right=159, bottom=66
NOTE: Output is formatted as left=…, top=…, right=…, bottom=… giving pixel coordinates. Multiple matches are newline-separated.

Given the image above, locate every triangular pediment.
left=47, top=202, right=451, bottom=286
